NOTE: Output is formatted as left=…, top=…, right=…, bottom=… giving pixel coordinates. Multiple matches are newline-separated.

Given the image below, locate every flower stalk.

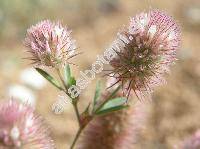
left=72, top=100, right=81, bottom=128
left=22, top=11, right=181, bottom=148
left=55, top=66, right=89, bottom=148
left=70, top=126, right=84, bottom=149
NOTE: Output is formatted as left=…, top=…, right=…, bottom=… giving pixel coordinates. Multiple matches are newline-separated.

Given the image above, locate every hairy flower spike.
left=78, top=102, right=147, bottom=149
left=0, top=100, right=55, bottom=148
left=175, top=130, right=200, bottom=149
left=108, top=10, right=181, bottom=100
left=24, top=20, right=77, bottom=67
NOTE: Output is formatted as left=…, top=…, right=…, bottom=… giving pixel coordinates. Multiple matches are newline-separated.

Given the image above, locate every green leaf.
left=64, top=65, right=71, bottom=82
left=93, top=81, right=101, bottom=107
left=35, top=68, right=63, bottom=90
left=96, top=105, right=129, bottom=115
left=107, top=85, right=121, bottom=100
left=69, top=77, right=76, bottom=86
left=100, top=97, right=127, bottom=109
left=95, top=97, right=128, bottom=115
left=95, top=85, right=121, bottom=112
left=64, top=65, right=76, bottom=86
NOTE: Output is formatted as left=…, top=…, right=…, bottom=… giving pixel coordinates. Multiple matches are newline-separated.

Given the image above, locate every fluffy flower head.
left=78, top=101, right=147, bottom=149
left=24, top=20, right=76, bottom=67
left=0, top=100, right=54, bottom=148
left=108, top=10, right=181, bottom=99
left=175, top=130, right=200, bottom=149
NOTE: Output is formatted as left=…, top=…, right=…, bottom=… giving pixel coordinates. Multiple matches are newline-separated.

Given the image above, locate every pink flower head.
left=107, top=10, right=181, bottom=100
left=175, top=130, right=200, bottom=149
left=24, top=20, right=77, bottom=67
left=78, top=102, right=147, bottom=149
left=0, top=100, right=55, bottom=148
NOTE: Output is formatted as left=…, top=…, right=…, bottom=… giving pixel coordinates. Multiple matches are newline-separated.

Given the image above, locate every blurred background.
left=0, top=0, right=200, bottom=148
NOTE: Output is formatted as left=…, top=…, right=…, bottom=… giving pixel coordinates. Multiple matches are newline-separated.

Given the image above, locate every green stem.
left=56, top=68, right=68, bottom=90
left=56, top=68, right=82, bottom=126
left=55, top=67, right=90, bottom=148
left=95, top=85, right=121, bottom=112
left=70, top=115, right=93, bottom=149
left=73, top=101, right=81, bottom=127
left=70, top=127, right=83, bottom=149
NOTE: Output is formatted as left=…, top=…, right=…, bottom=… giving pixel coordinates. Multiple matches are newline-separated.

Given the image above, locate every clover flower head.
left=108, top=10, right=181, bottom=100
left=24, top=20, right=77, bottom=68
left=175, top=130, right=200, bottom=149
left=0, top=100, right=55, bottom=148
left=78, top=102, right=147, bottom=149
